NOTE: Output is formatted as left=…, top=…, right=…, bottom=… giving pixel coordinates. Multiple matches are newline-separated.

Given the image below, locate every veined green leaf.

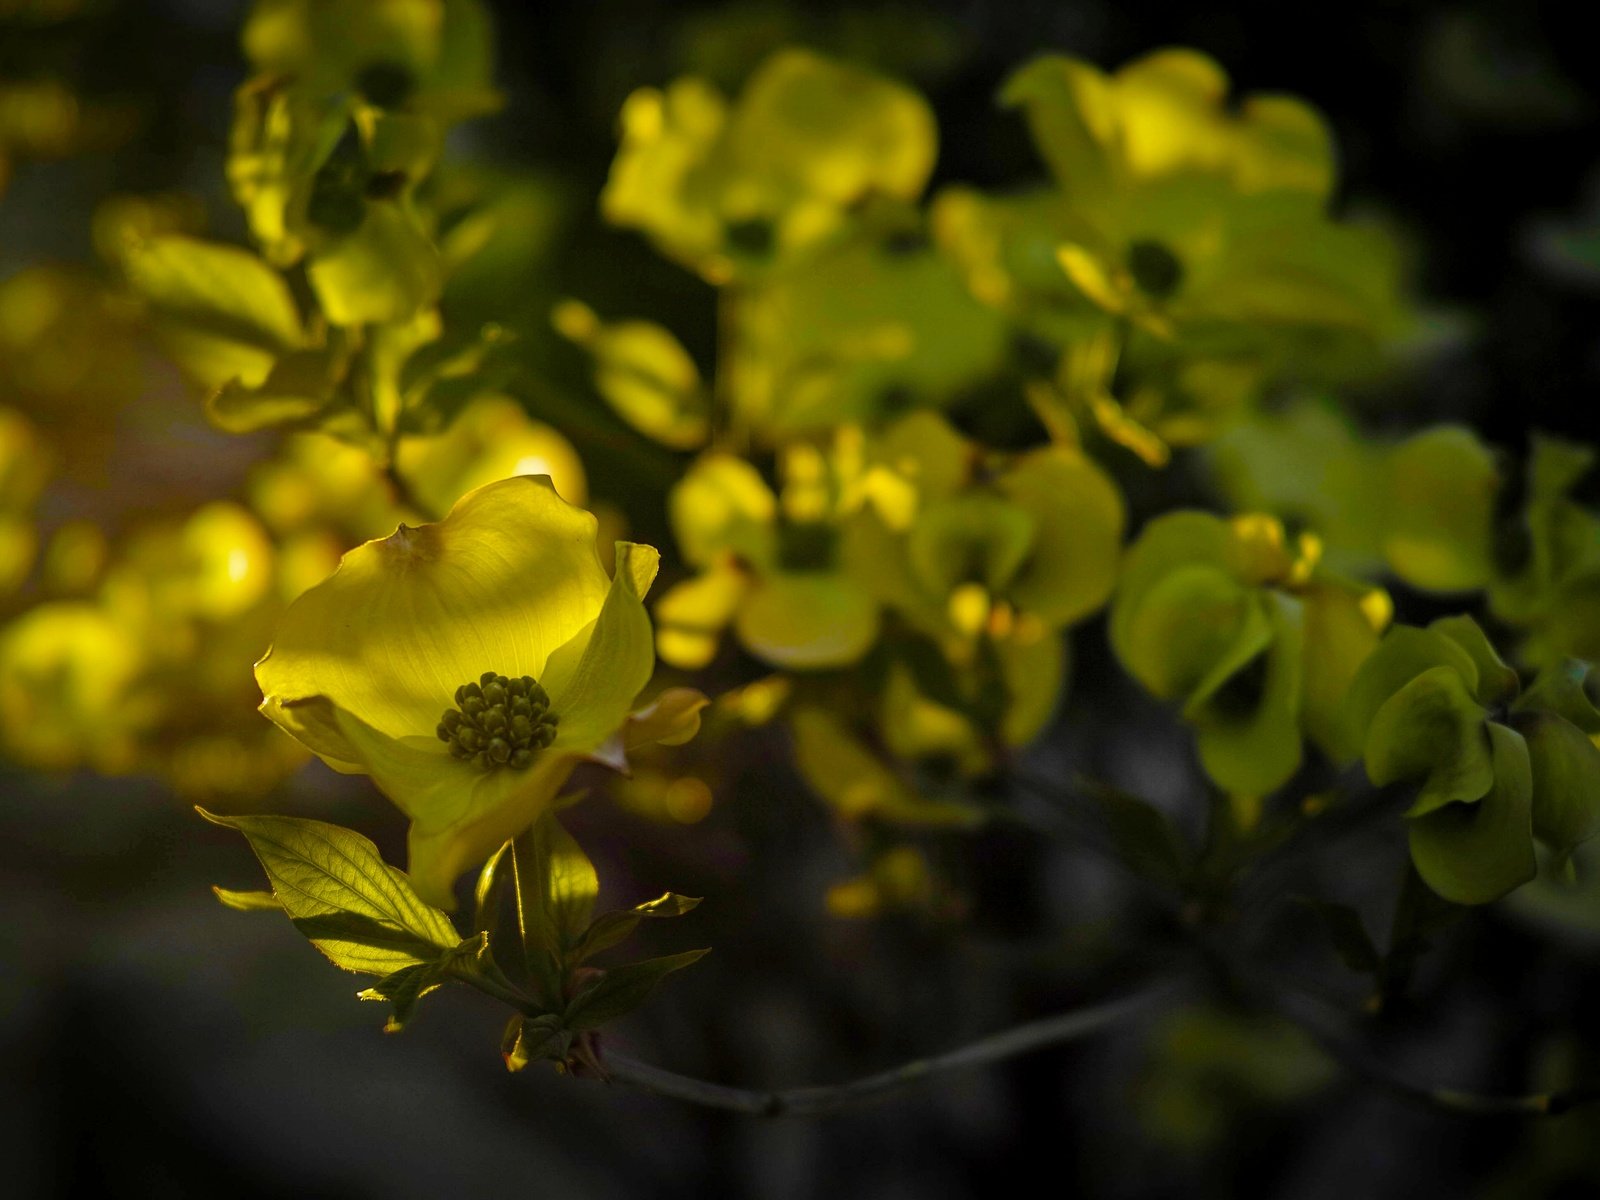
left=201, top=809, right=460, bottom=976
left=562, top=948, right=710, bottom=1032
left=358, top=932, right=489, bottom=1032
left=570, top=893, right=703, bottom=963
left=513, top=812, right=600, bottom=963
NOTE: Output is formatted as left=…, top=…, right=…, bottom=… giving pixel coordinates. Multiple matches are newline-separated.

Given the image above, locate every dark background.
left=4, top=1, right=1600, bottom=1197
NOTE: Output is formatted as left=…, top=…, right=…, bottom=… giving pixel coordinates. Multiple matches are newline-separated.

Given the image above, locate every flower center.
left=437, top=672, right=558, bottom=772
left=1127, top=239, right=1183, bottom=300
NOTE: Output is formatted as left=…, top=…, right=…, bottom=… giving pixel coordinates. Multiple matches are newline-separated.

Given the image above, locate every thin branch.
left=599, top=977, right=1180, bottom=1117
left=382, top=457, right=437, bottom=522
left=1225, top=950, right=1600, bottom=1119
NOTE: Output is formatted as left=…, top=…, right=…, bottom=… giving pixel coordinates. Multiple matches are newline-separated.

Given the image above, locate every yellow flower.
left=255, top=475, right=699, bottom=906
left=601, top=49, right=936, bottom=282
left=1111, top=511, right=1390, bottom=795
left=654, top=451, right=880, bottom=671
left=999, top=50, right=1406, bottom=349
left=841, top=412, right=1125, bottom=639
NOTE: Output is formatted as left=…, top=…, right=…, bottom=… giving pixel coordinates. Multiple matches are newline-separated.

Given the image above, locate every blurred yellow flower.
left=655, top=451, right=880, bottom=670
left=1001, top=49, right=1405, bottom=347
left=256, top=475, right=699, bottom=905
left=1111, top=511, right=1390, bottom=795
left=602, top=48, right=936, bottom=282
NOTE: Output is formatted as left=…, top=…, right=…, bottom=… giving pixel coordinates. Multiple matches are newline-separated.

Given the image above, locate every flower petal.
left=735, top=571, right=880, bottom=669
left=542, top=541, right=660, bottom=752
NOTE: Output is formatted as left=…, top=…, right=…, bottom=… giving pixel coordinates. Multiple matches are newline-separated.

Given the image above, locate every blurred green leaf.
left=1365, top=665, right=1494, bottom=816
left=1083, top=781, right=1190, bottom=889
left=1429, top=615, right=1520, bottom=708
left=1408, top=721, right=1537, bottom=905
left=123, top=234, right=304, bottom=352
left=1514, top=710, right=1600, bottom=871
left=1294, top=898, right=1382, bottom=975
left=1515, top=659, right=1600, bottom=734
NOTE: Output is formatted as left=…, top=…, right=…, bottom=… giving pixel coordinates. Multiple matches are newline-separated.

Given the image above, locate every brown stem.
left=598, top=977, right=1180, bottom=1117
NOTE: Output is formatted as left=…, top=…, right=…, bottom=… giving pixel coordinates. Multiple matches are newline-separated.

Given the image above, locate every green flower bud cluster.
left=438, top=672, right=558, bottom=772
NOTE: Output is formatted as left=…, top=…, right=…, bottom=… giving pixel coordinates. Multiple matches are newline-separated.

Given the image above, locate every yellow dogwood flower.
left=602, top=48, right=936, bottom=283
left=1001, top=49, right=1406, bottom=350
left=654, top=450, right=880, bottom=671
left=256, top=475, right=702, bottom=906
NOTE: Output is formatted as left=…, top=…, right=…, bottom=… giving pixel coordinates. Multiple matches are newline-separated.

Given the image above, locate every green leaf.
left=501, top=1013, right=569, bottom=1073
left=473, top=839, right=514, bottom=935
left=201, top=809, right=460, bottom=976
left=1381, top=426, right=1497, bottom=592
left=513, top=812, right=600, bottom=963
left=212, top=887, right=282, bottom=912
left=1428, top=615, right=1520, bottom=708
left=1513, top=710, right=1600, bottom=868
left=570, top=893, right=703, bottom=964
left=1408, top=721, right=1537, bottom=905
left=561, top=949, right=710, bottom=1033
left=1193, top=591, right=1305, bottom=798
left=357, top=932, right=489, bottom=1032
left=1343, top=624, right=1481, bottom=752
left=1119, top=563, right=1262, bottom=702
left=308, top=202, right=442, bottom=326
left=790, top=706, right=985, bottom=828
left=553, top=302, right=710, bottom=451
left=1515, top=659, right=1600, bottom=734
left=1082, top=781, right=1190, bottom=889
left=1364, top=665, right=1494, bottom=816
left=124, top=235, right=305, bottom=351
left=1294, top=898, right=1383, bottom=975
left=205, top=347, right=347, bottom=433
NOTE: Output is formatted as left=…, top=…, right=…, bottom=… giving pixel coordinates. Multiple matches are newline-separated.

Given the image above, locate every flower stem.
left=599, top=977, right=1179, bottom=1117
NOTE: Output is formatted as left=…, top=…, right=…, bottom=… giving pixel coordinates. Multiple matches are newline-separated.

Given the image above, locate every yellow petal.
left=670, top=453, right=778, bottom=570
left=257, top=476, right=612, bottom=760
left=653, top=563, right=749, bottom=669
left=999, top=448, right=1126, bottom=628
left=541, top=541, right=660, bottom=750
left=735, top=571, right=880, bottom=669
left=625, top=687, right=710, bottom=750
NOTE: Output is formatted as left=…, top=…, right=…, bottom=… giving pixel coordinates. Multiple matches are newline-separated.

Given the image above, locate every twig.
left=599, top=977, right=1180, bottom=1117
left=1222, top=946, right=1600, bottom=1119
left=382, top=458, right=437, bottom=521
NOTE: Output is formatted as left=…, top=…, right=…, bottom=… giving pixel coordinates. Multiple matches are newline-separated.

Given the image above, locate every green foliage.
left=1111, top=510, right=1386, bottom=796
left=207, top=805, right=705, bottom=1052
left=10, top=0, right=1600, bottom=1115
left=201, top=809, right=462, bottom=976
left=473, top=811, right=706, bottom=1069
left=1344, top=620, right=1600, bottom=902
